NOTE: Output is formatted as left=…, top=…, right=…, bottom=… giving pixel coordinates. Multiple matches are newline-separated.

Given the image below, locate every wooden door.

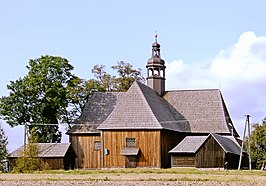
left=125, top=156, right=137, bottom=168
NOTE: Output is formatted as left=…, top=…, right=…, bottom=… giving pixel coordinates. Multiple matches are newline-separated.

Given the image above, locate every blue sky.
left=1, top=0, right=266, bottom=152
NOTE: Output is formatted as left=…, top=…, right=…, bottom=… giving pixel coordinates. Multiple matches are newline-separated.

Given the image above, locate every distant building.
left=66, top=37, right=245, bottom=169
left=9, top=143, right=76, bottom=170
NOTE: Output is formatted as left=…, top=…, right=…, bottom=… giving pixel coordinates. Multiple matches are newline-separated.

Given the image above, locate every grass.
left=1, top=168, right=266, bottom=182
left=30, top=167, right=266, bottom=176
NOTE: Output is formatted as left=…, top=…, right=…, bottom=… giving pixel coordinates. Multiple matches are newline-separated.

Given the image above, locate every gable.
left=98, top=81, right=187, bottom=131
left=163, top=89, right=239, bottom=136
left=211, top=133, right=242, bottom=155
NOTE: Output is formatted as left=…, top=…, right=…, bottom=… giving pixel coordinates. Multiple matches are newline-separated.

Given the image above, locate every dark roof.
left=211, top=133, right=242, bottom=155
left=169, top=133, right=242, bottom=155
left=163, top=89, right=239, bottom=136
left=98, top=81, right=188, bottom=131
left=9, top=143, right=74, bottom=158
left=67, top=92, right=124, bottom=134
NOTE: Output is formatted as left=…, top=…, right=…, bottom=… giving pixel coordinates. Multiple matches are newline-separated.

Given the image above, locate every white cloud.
left=210, top=32, right=266, bottom=82
left=166, top=31, right=266, bottom=135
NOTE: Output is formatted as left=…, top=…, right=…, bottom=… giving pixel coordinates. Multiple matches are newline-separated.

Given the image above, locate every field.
left=1, top=168, right=266, bottom=186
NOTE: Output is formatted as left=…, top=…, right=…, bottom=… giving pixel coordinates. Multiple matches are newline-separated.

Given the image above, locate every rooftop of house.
left=67, top=81, right=238, bottom=136
left=9, top=143, right=75, bottom=158
left=169, top=133, right=242, bottom=155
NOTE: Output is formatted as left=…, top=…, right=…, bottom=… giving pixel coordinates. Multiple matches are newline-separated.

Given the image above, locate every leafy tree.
left=0, top=123, right=8, bottom=171
left=248, top=117, right=266, bottom=169
left=0, top=55, right=87, bottom=142
left=112, top=61, right=145, bottom=91
left=0, top=57, right=145, bottom=142
left=63, top=78, right=101, bottom=126
left=92, top=61, right=145, bottom=92
left=91, top=65, right=115, bottom=91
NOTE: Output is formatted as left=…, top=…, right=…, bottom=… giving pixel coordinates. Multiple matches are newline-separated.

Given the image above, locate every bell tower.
left=146, top=34, right=166, bottom=96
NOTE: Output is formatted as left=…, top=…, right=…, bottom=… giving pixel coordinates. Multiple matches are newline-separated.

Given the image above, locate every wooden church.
left=67, top=37, right=244, bottom=169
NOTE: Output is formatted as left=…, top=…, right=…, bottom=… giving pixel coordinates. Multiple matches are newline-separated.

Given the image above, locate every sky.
left=1, top=0, right=266, bottom=152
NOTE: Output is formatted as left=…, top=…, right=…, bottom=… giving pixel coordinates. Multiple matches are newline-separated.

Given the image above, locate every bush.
left=12, top=128, right=49, bottom=173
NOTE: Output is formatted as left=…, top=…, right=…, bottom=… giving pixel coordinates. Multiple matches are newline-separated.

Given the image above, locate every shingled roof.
left=9, top=143, right=74, bottom=158
left=169, top=136, right=208, bottom=153
left=211, top=133, right=242, bottom=155
left=67, top=92, right=124, bottom=134
left=67, top=80, right=238, bottom=135
left=163, top=89, right=238, bottom=136
left=169, top=133, right=242, bottom=155
left=98, top=81, right=189, bottom=131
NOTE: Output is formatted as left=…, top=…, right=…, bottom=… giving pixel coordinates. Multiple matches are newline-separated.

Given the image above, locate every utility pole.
left=238, top=115, right=251, bottom=170
left=247, top=115, right=251, bottom=170
left=23, top=122, right=27, bottom=153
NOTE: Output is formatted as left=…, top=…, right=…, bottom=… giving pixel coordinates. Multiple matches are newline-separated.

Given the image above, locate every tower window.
left=126, top=138, right=136, bottom=147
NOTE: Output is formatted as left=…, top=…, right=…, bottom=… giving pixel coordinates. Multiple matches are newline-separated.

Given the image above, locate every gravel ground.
left=1, top=180, right=265, bottom=186
left=1, top=172, right=265, bottom=186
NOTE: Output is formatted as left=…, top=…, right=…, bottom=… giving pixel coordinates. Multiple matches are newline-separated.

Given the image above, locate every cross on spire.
left=155, top=31, right=158, bottom=43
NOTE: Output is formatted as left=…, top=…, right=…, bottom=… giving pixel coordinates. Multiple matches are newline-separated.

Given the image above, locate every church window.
left=126, top=138, right=136, bottom=147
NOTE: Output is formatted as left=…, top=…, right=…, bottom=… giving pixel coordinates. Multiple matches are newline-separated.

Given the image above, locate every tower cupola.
left=146, top=34, right=166, bottom=96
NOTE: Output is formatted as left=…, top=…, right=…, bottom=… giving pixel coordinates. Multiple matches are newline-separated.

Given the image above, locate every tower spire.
left=146, top=34, right=166, bottom=96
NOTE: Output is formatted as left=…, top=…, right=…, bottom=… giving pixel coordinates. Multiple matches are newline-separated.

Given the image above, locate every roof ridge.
left=98, top=81, right=162, bottom=130
left=165, top=89, right=220, bottom=92
left=136, top=81, right=187, bottom=131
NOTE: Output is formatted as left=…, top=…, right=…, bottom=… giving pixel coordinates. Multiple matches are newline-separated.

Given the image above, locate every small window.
left=94, top=141, right=101, bottom=151
left=126, top=138, right=136, bottom=147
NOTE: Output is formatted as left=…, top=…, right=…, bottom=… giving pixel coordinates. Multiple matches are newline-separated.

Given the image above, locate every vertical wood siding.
left=161, top=130, right=185, bottom=168
left=42, top=158, right=64, bottom=169
left=196, top=136, right=225, bottom=168
left=102, top=130, right=161, bottom=168
left=171, top=154, right=195, bottom=167
left=70, top=134, right=101, bottom=169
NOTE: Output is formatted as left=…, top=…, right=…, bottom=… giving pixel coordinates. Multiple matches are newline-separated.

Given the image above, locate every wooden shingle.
left=163, top=89, right=238, bottom=136
left=9, top=143, right=74, bottom=158
left=169, top=136, right=208, bottom=153
left=169, top=133, right=242, bottom=155
left=98, top=81, right=188, bottom=131
left=67, top=92, right=124, bottom=134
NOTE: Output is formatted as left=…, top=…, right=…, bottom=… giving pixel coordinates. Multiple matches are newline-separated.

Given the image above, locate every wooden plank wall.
left=70, top=134, right=101, bottom=169
left=171, top=154, right=195, bottom=167
left=161, top=130, right=185, bottom=168
left=196, top=137, right=225, bottom=168
left=102, top=130, right=161, bottom=168
left=42, top=158, right=64, bottom=169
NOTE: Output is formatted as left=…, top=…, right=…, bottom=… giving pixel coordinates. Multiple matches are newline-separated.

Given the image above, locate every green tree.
left=112, top=61, right=145, bottom=91
left=248, top=117, right=266, bottom=169
left=92, top=61, right=145, bottom=92
left=91, top=65, right=115, bottom=91
left=63, top=78, right=101, bottom=126
left=0, top=56, right=86, bottom=142
left=0, top=123, right=8, bottom=171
